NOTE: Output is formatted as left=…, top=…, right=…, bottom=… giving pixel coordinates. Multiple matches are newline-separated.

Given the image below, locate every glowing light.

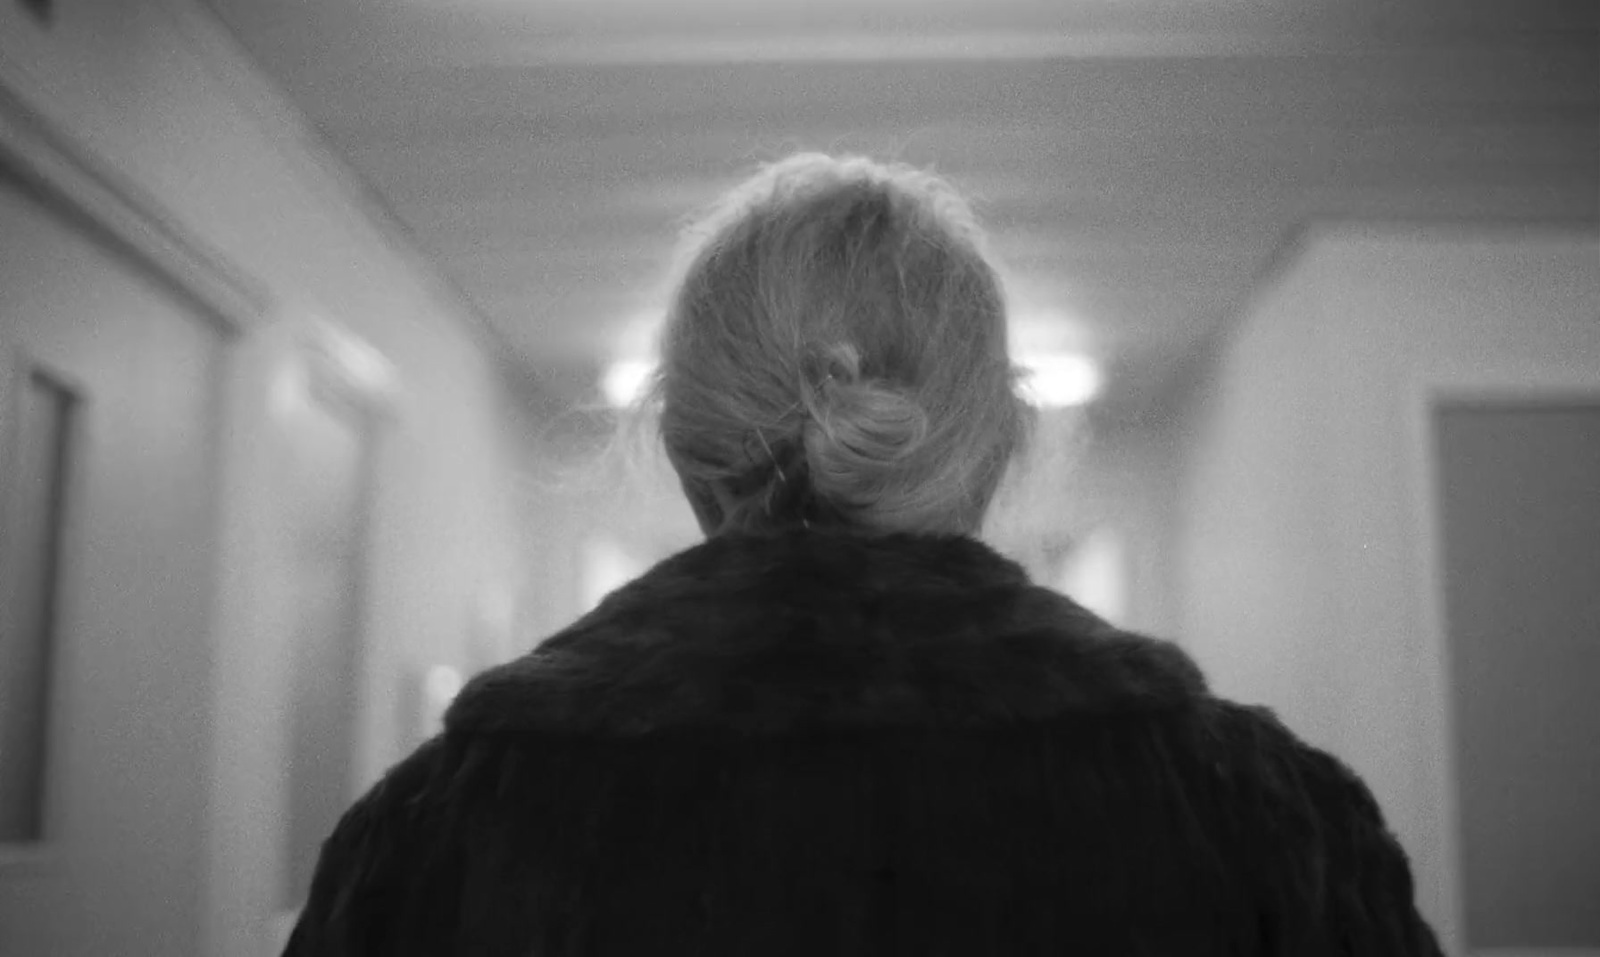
left=600, top=358, right=657, bottom=407
left=424, top=665, right=463, bottom=708
left=1017, top=352, right=1102, bottom=408
left=419, top=664, right=464, bottom=737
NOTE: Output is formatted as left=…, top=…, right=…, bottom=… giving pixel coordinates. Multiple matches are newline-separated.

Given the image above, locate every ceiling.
left=202, top=0, right=1598, bottom=422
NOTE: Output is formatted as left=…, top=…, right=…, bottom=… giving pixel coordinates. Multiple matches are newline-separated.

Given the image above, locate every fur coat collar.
left=447, top=528, right=1207, bottom=738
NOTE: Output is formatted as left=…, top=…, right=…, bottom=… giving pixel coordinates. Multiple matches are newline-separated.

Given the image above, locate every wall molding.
left=0, top=79, right=271, bottom=334
left=147, top=0, right=516, bottom=362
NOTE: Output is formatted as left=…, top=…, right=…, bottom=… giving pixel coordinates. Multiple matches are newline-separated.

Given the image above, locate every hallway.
left=0, top=0, right=1596, bottom=953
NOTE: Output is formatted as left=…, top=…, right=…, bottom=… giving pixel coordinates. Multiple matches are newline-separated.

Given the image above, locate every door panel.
left=0, top=366, right=78, bottom=843
left=276, top=383, right=368, bottom=910
left=1435, top=402, right=1600, bottom=953
left=0, top=174, right=225, bottom=957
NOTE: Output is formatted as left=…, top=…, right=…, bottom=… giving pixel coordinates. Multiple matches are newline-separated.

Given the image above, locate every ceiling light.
left=600, top=358, right=657, bottom=408
left=1017, top=352, right=1102, bottom=408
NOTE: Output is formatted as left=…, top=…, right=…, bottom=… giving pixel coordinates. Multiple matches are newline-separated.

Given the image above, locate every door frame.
left=0, top=343, right=91, bottom=871
left=1404, top=357, right=1600, bottom=957
left=262, top=317, right=398, bottom=953
left=0, top=70, right=272, bottom=949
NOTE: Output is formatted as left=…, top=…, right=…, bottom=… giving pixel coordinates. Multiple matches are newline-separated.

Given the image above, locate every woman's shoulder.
left=290, top=651, right=1440, bottom=956
left=1190, top=700, right=1444, bottom=952
left=445, top=529, right=1210, bottom=739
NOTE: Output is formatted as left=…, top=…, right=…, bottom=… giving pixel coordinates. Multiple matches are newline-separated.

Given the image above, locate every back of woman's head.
left=657, top=153, right=1031, bottom=536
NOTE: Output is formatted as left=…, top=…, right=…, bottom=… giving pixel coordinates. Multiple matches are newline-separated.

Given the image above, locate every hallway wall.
left=1, top=2, right=546, bottom=954
left=1173, top=222, right=1600, bottom=951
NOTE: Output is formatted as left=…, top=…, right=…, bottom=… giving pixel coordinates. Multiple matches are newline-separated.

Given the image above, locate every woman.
left=285, top=154, right=1442, bottom=955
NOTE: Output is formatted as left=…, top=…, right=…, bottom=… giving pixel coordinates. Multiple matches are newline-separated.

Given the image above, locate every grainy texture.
left=285, top=529, right=1442, bottom=956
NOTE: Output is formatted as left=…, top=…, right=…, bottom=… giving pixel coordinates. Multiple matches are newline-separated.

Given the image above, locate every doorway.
left=0, top=171, right=228, bottom=956
left=1433, top=401, right=1600, bottom=954
left=271, top=333, right=385, bottom=912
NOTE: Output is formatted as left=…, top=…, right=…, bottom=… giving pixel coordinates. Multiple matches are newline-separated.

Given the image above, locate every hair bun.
left=801, top=344, right=931, bottom=525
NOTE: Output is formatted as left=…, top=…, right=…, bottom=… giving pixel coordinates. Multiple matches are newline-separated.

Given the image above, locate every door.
left=1434, top=401, right=1600, bottom=956
left=274, top=353, right=378, bottom=917
left=0, top=172, right=226, bottom=956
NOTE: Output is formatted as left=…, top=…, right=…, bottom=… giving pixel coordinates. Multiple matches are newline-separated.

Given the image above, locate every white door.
left=0, top=173, right=226, bottom=956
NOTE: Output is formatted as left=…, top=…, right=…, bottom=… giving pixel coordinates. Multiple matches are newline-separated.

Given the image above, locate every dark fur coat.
left=285, top=529, right=1442, bottom=956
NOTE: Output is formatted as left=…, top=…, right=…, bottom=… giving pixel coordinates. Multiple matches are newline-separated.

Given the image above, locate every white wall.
left=1174, top=222, right=1600, bottom=951
left=0, top=2, right=545, bottom=954
left=1174, top=238, right=1345, bottom=739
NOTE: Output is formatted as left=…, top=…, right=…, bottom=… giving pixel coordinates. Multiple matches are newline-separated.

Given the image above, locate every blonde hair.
left=656, top=153, right=1031, bottom=536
